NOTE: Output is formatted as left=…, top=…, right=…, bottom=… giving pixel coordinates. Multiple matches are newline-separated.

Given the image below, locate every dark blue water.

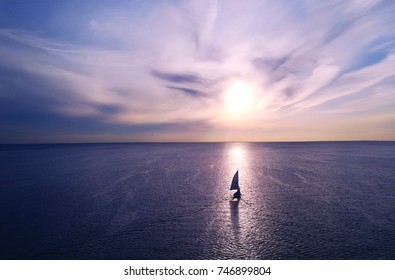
left=1, top=142, right=394, bottom=259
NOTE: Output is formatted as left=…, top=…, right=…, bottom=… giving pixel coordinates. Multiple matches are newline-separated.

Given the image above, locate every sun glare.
left=225, top=80, right=255, bottom=114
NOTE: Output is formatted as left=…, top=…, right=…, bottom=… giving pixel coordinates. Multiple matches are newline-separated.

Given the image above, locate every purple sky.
left=1, top=0, right=395, bottom=143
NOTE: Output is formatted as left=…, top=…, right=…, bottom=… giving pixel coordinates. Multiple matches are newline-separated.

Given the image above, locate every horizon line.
left=1, top=140, right=395, bottom=145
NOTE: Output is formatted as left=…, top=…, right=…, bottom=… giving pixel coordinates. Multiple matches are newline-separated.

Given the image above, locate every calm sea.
left=1, top=142, right=394, bottom=259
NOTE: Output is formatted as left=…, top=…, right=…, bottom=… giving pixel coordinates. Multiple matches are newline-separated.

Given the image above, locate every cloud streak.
left=151, top=70, right=202, bottom=84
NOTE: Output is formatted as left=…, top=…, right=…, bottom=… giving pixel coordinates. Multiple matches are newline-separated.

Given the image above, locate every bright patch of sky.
left=0, top=0, right=394, bottom=143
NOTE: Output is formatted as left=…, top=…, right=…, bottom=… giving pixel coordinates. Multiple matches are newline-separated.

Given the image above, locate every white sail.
left=230, top=170, right=240, bottom=190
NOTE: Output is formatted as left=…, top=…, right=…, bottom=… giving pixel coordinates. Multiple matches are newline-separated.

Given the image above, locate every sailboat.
left=230, top=170, right=241, bottom=200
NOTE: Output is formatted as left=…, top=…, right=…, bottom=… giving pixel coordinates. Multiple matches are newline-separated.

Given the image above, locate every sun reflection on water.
left=226, top=143, right=250, bottom=196
left=210, top=142, right=274, bottom=259
left=229, top=201, right=240, bottom=239
left=229, top=144, right=246, bottom=169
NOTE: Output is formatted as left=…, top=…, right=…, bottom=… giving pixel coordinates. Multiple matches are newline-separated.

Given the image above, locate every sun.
left=224, top=80, right=255, bottom=114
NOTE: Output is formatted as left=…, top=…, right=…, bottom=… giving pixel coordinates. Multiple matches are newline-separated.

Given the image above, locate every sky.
left=0, top=0, right=395, bottom=143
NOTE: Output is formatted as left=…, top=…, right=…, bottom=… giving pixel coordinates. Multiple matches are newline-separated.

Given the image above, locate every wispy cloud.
left=151, top=70, right=203, bottom=84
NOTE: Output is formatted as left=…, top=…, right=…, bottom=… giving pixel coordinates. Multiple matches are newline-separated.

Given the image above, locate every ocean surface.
left=1, top=142, right=395, bottom=260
